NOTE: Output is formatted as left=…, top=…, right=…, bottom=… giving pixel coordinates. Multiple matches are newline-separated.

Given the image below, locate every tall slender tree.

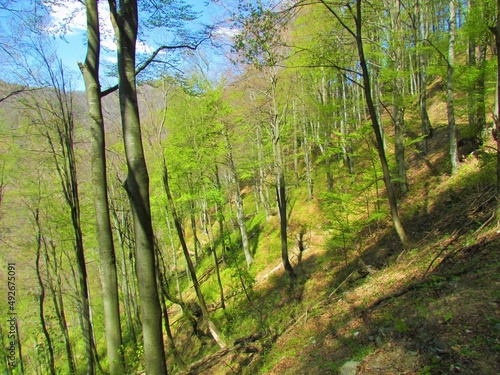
left=491, top=0, right=500, bottom=221
left=448, top=0, right=460, bottom=175
left=317, top=0, right=410, bottom=248
left=234, top=3, right=297, bottom=281
left=24, top=54, right=95, bottom=374
left=79, top=0, right=124, bottom=373
left=107, top=0, right=167, bottom=372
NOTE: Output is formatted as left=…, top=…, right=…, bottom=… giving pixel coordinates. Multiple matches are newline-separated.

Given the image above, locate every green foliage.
left=394, top=318, right=408, bottom=333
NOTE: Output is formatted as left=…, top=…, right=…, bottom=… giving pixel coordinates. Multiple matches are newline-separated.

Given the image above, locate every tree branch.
left=0, top=87, right=42, bottom=103
left=318, top=0, right=356, bottom=39
left=101, top=38, right=209, bottom=97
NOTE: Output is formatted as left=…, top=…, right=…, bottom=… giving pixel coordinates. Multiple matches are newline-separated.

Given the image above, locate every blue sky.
left=1, top=0, right=236, bottom=90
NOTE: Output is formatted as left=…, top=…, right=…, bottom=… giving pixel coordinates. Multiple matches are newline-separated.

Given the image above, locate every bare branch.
left=101, top=37, right=210, bottom=97
left=0, top=86, right=42, bottom=103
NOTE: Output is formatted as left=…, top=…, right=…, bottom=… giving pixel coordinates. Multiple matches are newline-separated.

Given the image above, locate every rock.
left=432, top=338, right=448, bottom=353
left=339, top=360, right=359, bottom=375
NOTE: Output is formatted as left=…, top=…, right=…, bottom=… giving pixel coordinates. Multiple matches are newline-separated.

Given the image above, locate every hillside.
left=1, top=2, right=500, bottom=374
left=162, top=97, right=500, bottom=375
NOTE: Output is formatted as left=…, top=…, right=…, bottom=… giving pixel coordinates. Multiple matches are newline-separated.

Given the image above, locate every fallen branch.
left=178, top=333, right=265, bottom=375
left=422, top=230, right=461, bottom=279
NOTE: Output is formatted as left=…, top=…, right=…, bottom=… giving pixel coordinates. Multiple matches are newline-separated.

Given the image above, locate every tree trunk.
left=165, top=216, right=183, bottom=300
left=33, top=208, right=56, bottom=375
left=40, top=70, right=94, bottom=374
left=79, top=1, right=124, bottom=373
left=111, top=204, right=137, bottom=343
left=323, top=0, right=410, bottom=247
left=418, top=0, right=432, bottom=153
left=341, top=75, right=354, bottom=175
left=303, top=120, right=314, bottom=200
left=154, top=243, right=185, bottom=369
left=354, top=0, right=409, bottom=247
left=108, top=1, right=167, bottom=373
left=44, top=240, right=76, bottom=374
left=255, top=126, right=271, bottom=219
left=163, top=162, right=227, bottom=348
left=225, top=133, right=253, bottom=267
left=190, top=208, right=201, bottom=264
left=386, top=0, right=407, bottom=196
left=448, top=0, right=460, bottom=175
left=269, top=73, right=296, bottom=282
left=492, top=0, right=500, bottom=221
left=207, top=201, right=226, bottom=309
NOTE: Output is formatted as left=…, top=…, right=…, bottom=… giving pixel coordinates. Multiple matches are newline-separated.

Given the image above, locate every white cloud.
left=45, top=1, right=154, bottom=55
left=215, top=26, right=239, bottom=40
left=103, top=55, right=117, bottom=64
left=137, top=40, right=154, bottom=54
left=44, top=1, right=86, bottom=35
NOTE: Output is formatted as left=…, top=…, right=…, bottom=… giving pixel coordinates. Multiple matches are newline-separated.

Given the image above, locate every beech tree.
left=234, top=2, right=297, bottom=281
left=79, top=0, right=124, bottom=373
left=491, top=0, right=500, bottom=220
left=448, top=0, right=460, bottom=175
left=316, top=0, right=410, bottom=248
left=107, top=0, right=168, bottom=372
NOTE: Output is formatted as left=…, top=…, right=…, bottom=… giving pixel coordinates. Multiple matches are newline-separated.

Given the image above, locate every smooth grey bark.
left=79, top=0, right=124, bottom=373
left=491, top=0, right=500, bottom=220
left=467, top=0, right=487, bottom=137
left=255, top=126, right=271, bottom=219
left=205, top=189, right=226, bottom=310
left=340, top=75, right=354, bottom=175
left=108, top=0, right=167, bottom=373
left=302, top=119, right=314, bottom=199
left=269, top=73, right=296, bottom=282
left=224, top=132, right=253, bottom=267
left=215, top=166, right=228, bottom=264
left=386, top=0, right=407, bottom=196
left=189, top=206, right=201, bottom=263
left=154, top=244, right=185, bottom=368
left=165, top=215, right=183, bottom=300
left=448, top=0, right=460, bottom=175
left=418, top=0, right=432, bottom=153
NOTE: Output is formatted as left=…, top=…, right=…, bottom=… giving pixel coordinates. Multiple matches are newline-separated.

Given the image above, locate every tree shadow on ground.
left=233, top=153, right=499, bottom=374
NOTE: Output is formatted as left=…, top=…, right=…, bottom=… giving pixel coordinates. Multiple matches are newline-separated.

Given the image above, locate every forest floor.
left=171, top=121, right=500, bottom=374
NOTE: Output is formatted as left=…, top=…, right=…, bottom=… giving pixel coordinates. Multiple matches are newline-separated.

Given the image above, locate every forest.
left=0, top=0, right=500, bottom=374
